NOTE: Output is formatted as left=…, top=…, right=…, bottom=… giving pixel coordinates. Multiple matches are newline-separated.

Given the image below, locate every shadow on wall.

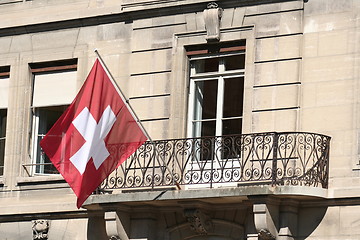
left=297, top=205, right=328, bottom=240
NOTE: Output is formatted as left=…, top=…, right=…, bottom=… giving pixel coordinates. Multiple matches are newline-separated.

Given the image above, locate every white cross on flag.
left=40, top=59, right=147, bottom=208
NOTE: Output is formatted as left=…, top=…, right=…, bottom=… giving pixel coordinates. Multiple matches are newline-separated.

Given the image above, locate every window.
left=32, top=106, right=67, bottom=174
left=30, top=59, right=77, bottom=175
left=0, top=66, right=10, bottom=176
left=187, top=46, right=246, bottom=139
left=0, top=110, right=6, bottom=176
left=186, top=43, right=246, bottom=163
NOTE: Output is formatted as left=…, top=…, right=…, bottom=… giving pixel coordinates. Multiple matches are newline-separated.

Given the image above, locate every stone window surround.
left=170, top=25, right=256, bottom=138
left=27, top=59, right=78, bottom=177
left=15, top=52, right=86, bottom=187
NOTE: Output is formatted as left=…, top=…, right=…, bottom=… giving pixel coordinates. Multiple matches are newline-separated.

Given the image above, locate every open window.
left=188, top=54, right=245, bottom=138
left=187, top=42, right=246, bottom=159
left=0, top=66, right=10, bottom=176
left=29, top=59, right=77, bottom=175
left=185, top=42, right=246, bottom=187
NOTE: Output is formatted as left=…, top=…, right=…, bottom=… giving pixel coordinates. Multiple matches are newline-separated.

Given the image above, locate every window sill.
left=0, top=177, right=4, bottom=187
left=16, top=175, right=67, bottom=190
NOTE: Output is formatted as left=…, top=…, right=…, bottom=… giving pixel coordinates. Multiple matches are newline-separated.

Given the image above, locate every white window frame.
left=0, top=109, right=6, bottom=176
left=187, top=52, right=246, bottom=139
left=29, top=64, right=77, bottom=175
left=0, top=70, right=9, bottom=176
left=30, top=105, right=70, bottom=176
left=186, top=51, right=246, bottom=189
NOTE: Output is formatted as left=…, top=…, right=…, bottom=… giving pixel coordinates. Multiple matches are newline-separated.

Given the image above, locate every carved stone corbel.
left=203, top=2, right=223, bottom=42
left=184, top=209, right=213, bottom=235
left=32, top=219, right=50, bottom=240
left=109, top=236, right=120, bottom=240
left=105, top=212, right=121, bottom=240
left=253, top=202, right=279, bottom=240
left=258, top=228, right=275, bottom=240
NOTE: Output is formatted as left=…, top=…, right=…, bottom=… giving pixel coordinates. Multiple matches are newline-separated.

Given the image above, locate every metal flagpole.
left=94, top=49, right=179, bottom=190
left=94, top=49, right=152, bottom=142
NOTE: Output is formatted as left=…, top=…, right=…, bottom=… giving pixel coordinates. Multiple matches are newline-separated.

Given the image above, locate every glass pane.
left=193, top=120, right=216, bottom=138
left=193, top=58, right=219, bottom=73
left=38, top=106, right=65, bottom=134
left=224, top=54, right=245, bottom=71
left=0, top=109, right=6, bottom=138
left=222, top=118, right=242, bottom=135
left=36, top=135, right=58, bottom=174
left=223, top=77, right=244, bottom=118
left=0, top=138, right=4, bottom=175
left=193, top=80, right=218, bottom=120
left=36, top=106, right=66, bottom=174
left=193, top=121, right=216, bottom=161
left=0, top=109, right=6, bottom=176
left=221, top=135, right=241, bottom=160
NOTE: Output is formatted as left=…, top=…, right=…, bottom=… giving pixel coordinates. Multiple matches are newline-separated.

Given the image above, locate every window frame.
left=28, top=59, right=77, bottom=176
left=30, top=105, right=69, bottom=175
left=0, top=109, right=7, bottom=176
left=187, top=50, right=246, bottom=139
left=0, top=66, right=10, bottom=176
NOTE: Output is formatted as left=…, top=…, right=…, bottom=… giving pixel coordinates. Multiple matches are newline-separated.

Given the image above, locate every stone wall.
left=0, top=0, right=360, bottom=239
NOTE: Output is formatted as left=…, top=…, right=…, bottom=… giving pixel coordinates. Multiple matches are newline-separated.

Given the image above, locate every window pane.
left=193, top=121, right=216, bottom=161
left=36, top=136, right=58, bottom=174
left=193, top=80, right=217, bottom=120
left=0, top=139, right=4, bottom=175
left=38, top=106, right=65, bottom=134
left=193, top=58, right=219, bottom=73
left=0, top=76, right=9, bottom=109
left=224, top=54, right=245, bottom=71
left=193, top=120, right=216, bottom=138
left=36, top=106, right=66, bottom=174
left=0, top=109, right=5, bottom=176
left=222, top=118, right=242, bottom=135
left=0, top=109, right=6, bottom=138
left=223, top=77, right=244, bottom=118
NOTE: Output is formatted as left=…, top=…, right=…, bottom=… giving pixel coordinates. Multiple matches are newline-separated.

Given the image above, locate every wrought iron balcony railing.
left=100, top=132, right=330, bottom=190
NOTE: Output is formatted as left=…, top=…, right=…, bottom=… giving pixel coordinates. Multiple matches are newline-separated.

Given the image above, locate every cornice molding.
left=0, top=0, right=298, bottom=37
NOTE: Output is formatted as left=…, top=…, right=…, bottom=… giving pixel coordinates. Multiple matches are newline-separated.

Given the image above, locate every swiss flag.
left=40, top=59, right=147, bottom=208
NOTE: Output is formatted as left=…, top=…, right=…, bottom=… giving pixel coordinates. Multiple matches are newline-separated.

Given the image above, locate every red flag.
left=40, top=59, right=147, bottom=208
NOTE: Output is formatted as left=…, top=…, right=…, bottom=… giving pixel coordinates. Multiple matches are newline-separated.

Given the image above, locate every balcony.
left=99, top=132, right=330, bottom=192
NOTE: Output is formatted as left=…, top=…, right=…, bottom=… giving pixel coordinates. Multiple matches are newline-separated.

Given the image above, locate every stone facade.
left=0, top=0, right=360, bottom=239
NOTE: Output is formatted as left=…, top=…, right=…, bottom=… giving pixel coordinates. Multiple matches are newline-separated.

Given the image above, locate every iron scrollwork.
left=99, top=132, right=331, bottom=191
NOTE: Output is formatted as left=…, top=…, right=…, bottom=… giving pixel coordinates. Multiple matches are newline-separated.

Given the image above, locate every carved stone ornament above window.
left=203, top=2, right=223, bottom=42
left=184, top=209, right=213, bottom=235
left=258, top=228, right=275, bottom=240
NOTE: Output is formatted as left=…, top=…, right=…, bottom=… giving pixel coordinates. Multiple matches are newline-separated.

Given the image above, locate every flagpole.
left=94, top=49, right=153, bottom=143
left=94, top=50, right=179, bottom=189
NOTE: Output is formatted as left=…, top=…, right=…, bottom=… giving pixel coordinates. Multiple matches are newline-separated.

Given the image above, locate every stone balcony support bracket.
left=253, top=201, right=279, bottom=240
left=87, top=211, right=123, bottom=240
left=252, top=197, right=299, bottom=240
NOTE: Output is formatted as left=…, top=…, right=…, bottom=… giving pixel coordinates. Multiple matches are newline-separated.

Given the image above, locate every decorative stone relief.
left=253, top=202, right=278, bottom=240
left=203, top=2, right=223, bottom=42
left=258, top=228, right=275, bottom=240
left=32, top=219, right=50, bottom=240
left=109, top=236, right=120, bottom=240
left=184, top=209, right=213, bottom=235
